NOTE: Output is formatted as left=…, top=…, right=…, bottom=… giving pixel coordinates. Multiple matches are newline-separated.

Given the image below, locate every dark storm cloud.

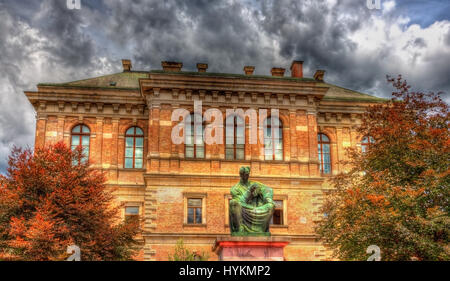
left=0, top=9, right=36, bottom=174
left=99, top=0, right=450, bottom=98
left=1, top=0, right=96, bottom=68
left=0, top=0, right=449, bottom=174
left=101, top=0, right=370, bottom=78
left=33, top=0, right=95, bottom=68
left=103, top=0, right=272, bottom=73
left=256, top=0, right=450, bottom=97
left=0, top=0, right=112, bottom=174
left=257, top=0, right=371, bottom=85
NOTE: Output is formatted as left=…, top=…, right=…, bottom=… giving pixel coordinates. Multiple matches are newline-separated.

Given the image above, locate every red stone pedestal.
left=213, top=236, right=291, bottom=261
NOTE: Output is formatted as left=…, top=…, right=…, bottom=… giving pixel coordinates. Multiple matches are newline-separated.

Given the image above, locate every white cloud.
left=348, top=8, right=450, bottom=96
left=383, top=0, right=396, bottom=14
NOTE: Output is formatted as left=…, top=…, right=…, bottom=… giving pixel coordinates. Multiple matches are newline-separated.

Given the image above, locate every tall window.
left=71, top=124, right=90, bottom=164
left=185, top=114, right=204, bottom=158
left=125, top=127, right=144, bottom=169
left=361, top=136, right=375, bottom=153
left=270, top=200, right=284, bottom=225
left=187, top=198, right=203, bottom=224
left=318, top=133, right=331, bottom=175
left=264, top=117, right=283, bottom=160
left=225, top=115, right=245, bottom=160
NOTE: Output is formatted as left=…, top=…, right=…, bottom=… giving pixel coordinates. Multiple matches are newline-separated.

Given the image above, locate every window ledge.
left=261, top=160, right=287, bottom=164
left=183, top=223, right=207, bottom=227
left=270, top=225, right=288, bottom=228
left=118, top=168, right=146, bottom=172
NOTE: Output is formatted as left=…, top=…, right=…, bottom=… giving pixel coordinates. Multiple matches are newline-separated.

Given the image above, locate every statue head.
left=239, top=166, right=250, bottom=183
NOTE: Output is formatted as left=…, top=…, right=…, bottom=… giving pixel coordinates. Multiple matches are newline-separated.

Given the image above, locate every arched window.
left=71, top=124, right=90, bottom=164
left=264, top=117, right=283, bottom=161
left=125, top=127, right=144, bottom=169
left=361, top=136, right=375, bottom=153
left=225, top=115, right=245, bottom=160
left=185, top=114, right=204, bottom=158
left=318, top=133, right=331, bottom=174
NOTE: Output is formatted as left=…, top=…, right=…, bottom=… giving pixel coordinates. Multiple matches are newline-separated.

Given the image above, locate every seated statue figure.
left=229, top=166, right=275, bottom=236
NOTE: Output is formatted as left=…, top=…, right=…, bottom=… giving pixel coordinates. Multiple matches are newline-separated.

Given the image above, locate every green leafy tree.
left=0, top=142, right=139, bottom=260
left=316, top=75, right=449, bottom=261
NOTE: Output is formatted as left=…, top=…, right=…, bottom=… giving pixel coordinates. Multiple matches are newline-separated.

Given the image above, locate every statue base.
left=213, top=236, right=290, bottom=261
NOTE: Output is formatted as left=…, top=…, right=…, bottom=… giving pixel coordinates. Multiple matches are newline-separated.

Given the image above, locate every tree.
left=0, top=142, right=139, bottom=260
left=316, top=75, right=449, bottom=261
left=168, top=239, right=209, bottom=261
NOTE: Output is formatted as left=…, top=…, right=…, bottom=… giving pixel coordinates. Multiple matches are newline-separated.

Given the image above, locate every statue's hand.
left=248, top=184, right=262, bottom=201
left=245, top=184, right=256, bottom=203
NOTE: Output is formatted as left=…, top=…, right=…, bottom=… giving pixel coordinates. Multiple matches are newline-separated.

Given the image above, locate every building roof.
left=321, top=83, right=386, bottom=103
left=37, top=70, right=386, bottom=103
left=38, top=71, right=148, bottom=90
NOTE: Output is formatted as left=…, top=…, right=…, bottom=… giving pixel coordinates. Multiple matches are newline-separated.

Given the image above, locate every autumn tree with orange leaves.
left=316, top=76, right=449, bottom=261
left=0, top=142, right=139, bottom=260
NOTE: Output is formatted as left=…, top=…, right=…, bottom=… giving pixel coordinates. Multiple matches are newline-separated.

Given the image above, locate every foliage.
left=0, top=142, right=139, bottom=261
left=316, top=75, right=449, bottom=261
left=168, top=239, right=209, bottom=261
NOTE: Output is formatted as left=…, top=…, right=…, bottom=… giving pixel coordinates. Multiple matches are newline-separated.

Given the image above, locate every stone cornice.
left=143, top=173, right=325, bottom=187
left=25, top=89, right=147, bottom=116
left=141, top=89, right=323, bottom=109
left=139, top=72, right=329, bottom=102
left=25, top=89, right=144, bottom=104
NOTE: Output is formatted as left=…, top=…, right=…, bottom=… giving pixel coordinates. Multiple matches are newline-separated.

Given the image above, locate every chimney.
left=313, top=70, right=325, bottom=82
left=290, top=60, right=303, bottom=78
left=122, top=59, right=132, bottom=72
left=243, top=66, right=255, bottom=75
left=271, top=67, right=285, bottom=77
left=161, top=61, right=183, bottom=72
left=197, top=63, right=208, bottom=72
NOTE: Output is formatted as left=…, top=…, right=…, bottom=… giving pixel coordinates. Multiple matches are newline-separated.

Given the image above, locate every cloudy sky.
left=0, top=0, right=449, bottom=174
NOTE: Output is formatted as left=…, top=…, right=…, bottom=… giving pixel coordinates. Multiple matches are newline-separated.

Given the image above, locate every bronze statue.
left=229, top=166, right=275, bottom=236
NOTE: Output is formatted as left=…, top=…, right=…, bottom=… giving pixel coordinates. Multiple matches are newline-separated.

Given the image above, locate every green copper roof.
left=38, top=71, right=148, bottom=90
left=322, top=83, right=386, bottom=103
left=37, top=70, right=386, bottom=103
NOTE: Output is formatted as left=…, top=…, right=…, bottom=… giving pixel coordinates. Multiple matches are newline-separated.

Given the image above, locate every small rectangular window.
left=187, top=198, right=202, bottom=224
left=125, top=206, right=140, bottom=223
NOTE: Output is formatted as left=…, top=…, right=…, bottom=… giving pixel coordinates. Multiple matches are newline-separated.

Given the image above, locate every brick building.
left=25, top=59, right=384, bottom=260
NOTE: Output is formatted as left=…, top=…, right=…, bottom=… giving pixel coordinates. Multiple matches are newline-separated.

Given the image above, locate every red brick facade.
left=25, top=60, right=384, bottom=260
